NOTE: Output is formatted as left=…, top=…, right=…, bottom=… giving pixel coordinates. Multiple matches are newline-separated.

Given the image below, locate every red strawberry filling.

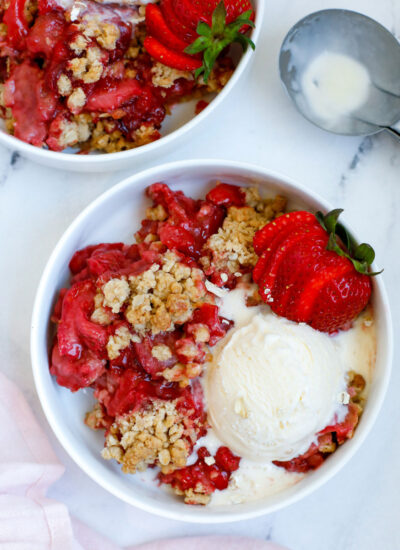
left=159, top=446, right=241, bottom=502
left=273, top=402, right=363, bottom=473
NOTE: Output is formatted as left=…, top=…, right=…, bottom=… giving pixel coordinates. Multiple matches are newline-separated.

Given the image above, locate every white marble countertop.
left=1, top=0, right=400, bottom=548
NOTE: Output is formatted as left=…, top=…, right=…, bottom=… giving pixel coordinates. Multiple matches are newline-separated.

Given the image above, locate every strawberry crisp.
left=0, top=0, right=255, bottom=153
left=49, top=181, right=377, bottom=505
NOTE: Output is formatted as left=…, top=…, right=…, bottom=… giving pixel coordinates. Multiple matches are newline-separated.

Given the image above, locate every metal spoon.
left=279, top=9, right=400, bottom=139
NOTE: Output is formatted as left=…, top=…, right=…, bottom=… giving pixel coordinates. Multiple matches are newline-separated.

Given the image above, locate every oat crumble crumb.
left=124, top=252, right=208, bottom=335
left=107, top=325, right=133, bottom=360
left=151, top=344, right=172, bottom=361
left=67, top=87, right=86, bottom=112
left=101, top=400, right=192, bottom=473
left=102, top=278, right=130, bottom=313
left=200, top=189, right=287, bottom=275
left=91, top=292, right=114, bottom=325
left=151, top=61, right=193, bottom=88
left=57, top=74, right=72, bottom=96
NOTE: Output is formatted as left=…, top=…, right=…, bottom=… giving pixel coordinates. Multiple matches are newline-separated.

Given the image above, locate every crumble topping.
left=177, top=488, right=211, bottom=506
left=67, top=87, right=87, bottom=112
left=161, top=362, right=203, bottom=385
left=57, top=74, right=72, bottom=96
left=101, top=400, right=190, bottom=473
left=68, top=47, right=104, bottom=84
left=85, top=402, right=110, bottom=430
left=91, top=291, right=114, bottom=325
left=145, top=204, right=168, bottom=222
left=107, top=325, right=138, bottom=360
left=58, top=116, right=91, bottom=148
left=124, top=252, right=208, bottom=335
left=95, top=22, right=121, bottom=50
left=102, top=278, right=130, bottom=313
left=80, top=16, right=120, bottom=51
left=69, top=33, right=88, bottom=55
left=151, top=344, right=172, bottom=361
left=201, top=189, right=287, bottom=276
left=191, top=324, right=210, bottom=343
left=151, top=62, right=193, bottom=88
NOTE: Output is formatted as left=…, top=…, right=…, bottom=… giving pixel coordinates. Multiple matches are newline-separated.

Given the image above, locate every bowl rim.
left=31, top=159, right=393, bottom=523
left=0, top=1, right=263, bottom=166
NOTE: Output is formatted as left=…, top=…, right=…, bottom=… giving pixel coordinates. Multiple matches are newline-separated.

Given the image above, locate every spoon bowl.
left=279, top=9, right=400, bottom=136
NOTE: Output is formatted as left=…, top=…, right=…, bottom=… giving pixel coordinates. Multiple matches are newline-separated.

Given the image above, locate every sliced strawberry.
left=224, top=0, right=254, bottom=23
left=206, top=183, right=246, bottom=208
left=257, top=224, right=327, bottom=303
left=144, top=36, right=202, bottom=71
left=87, top=248, right=128, bottom=277
left=308, top=269, right=371, bottom=333
left=44, top=40, right=70, bottom=93
left=3, top=0, right=29, bottom=50
left=85, top=79, right=144, bottom=112
left=253, top=219, right=324, bottom=284
left=161, top=0, right=198, bottom=42
left=293, top=257, right=354, bottom=324
left=269, top=233, right=332, bottom=319
left=253, top=211, right=317, bottom=256
left=171, top=0, right=203, bottom=30
left=192, top=0, right=253, bottom=24
left=146, top=4, right=189, bottom=53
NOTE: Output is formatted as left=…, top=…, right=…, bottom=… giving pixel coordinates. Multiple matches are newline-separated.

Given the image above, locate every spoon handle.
left=385, top=127, right=400, bottom=141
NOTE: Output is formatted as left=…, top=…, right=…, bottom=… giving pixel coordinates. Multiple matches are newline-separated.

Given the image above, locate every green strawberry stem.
left=316, top=209, right=383, bottom=276
left=185, top=1, right=255, bottom=83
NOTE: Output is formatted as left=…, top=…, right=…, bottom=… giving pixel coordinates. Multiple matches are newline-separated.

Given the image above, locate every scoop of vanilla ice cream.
left=206, top=314, right=347, bottom=462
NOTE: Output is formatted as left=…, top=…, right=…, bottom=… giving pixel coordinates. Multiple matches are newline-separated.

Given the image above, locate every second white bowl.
left=0, top=2, right=262, bottom=172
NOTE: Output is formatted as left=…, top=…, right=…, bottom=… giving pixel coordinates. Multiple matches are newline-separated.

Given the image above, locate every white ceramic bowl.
left=31, top=159, right=393, bottom=522
left=0, top=3, right=262, bottom=172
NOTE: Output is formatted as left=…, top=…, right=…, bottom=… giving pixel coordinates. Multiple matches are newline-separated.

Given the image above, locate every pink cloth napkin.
left=0, top=372, right=288, bottom=550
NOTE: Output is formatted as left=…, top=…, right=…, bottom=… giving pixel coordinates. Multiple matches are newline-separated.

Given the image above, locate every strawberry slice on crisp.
left=145, top=0, right=255, bottom=81
left=253, top=209, right=381, bottom=333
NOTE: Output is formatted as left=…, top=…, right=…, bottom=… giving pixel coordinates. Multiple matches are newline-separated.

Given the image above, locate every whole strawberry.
left=144, top=0, right=255, bottom=81
left=253, top=209, right=381, bottom=333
